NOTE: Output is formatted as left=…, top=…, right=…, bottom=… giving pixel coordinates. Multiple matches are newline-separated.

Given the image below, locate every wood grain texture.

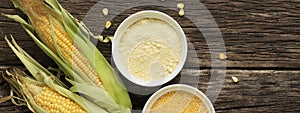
left=0, top=0, right=299, bottom=69
left=0, top=0, right=299, bottom=113
left=0, top=68, right=299, bottom=112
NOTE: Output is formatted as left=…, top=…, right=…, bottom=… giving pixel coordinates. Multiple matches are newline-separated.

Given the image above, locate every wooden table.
left=0, top=0, right=299, bottom=112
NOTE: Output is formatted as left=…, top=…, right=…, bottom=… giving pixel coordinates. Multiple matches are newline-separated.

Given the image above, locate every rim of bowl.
left=112, top=10, right=187, bottom=87
left=142, top=84, right=216, bottom=113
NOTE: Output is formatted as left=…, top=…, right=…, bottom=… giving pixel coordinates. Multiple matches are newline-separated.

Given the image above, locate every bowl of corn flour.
left=112, top=10, right=187, bottom=87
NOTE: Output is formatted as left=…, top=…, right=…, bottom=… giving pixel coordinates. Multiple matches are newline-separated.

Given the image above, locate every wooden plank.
left=202, top=70, right=300, bottom=113
left=0, top=0, right=299, bottom=69
left=0, top=0, right=299, bottom=112
left=0, top=68, right=299, bottom=112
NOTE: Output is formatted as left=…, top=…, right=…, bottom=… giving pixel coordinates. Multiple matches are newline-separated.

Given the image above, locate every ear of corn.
left=5, top=36, right=123, bottom=113
left=2, top=67, right=110, bottom=113
left=3, top=37, right=112, bottom=113
left=9, top=0, right=104, bottom=88
left=5, top=0, right=132, bottom=111
left=33, top=86, right=86, bottom=113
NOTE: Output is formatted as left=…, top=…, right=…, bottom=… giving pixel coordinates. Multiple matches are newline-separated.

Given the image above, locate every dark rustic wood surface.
left=0, top=0, right=299, bottom=113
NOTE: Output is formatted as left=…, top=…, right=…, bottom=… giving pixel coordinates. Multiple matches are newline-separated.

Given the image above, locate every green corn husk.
left=3, top=0, right=132, bottom=112
left=2, top=38, right=108, bottom=112
left=2, top=67, right=110, bottom=113
left=4, top=36, right=124, bottom=113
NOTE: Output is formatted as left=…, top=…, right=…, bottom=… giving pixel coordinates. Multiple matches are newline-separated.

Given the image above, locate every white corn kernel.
left=102, top=8, right=108, bottom=16
left=177, top=3, right=185, bottom=9
left=179, top=9, right=184, bottom=16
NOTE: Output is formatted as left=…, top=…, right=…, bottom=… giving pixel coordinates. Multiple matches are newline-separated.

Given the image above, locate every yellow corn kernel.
left=34, top=86, right=87, bottom=113
left=232, top=76, right=239, bottom=83
left=219, top=53, right=227, bottom=60
left=33, top=15, right=103, bottom=87
left=179, top=9, right=184, bottom=17
left=105, top=21, right=112, bottom=29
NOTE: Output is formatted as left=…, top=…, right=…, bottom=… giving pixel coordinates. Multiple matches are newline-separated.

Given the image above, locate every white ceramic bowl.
left=112, top=10, right=187, bottom=87
left=143, top=84, right=215, bottom=113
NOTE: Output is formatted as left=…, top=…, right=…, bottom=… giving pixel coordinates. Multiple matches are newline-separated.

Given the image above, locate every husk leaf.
left=4, top=39, right=109, bottom=113
left=6, top=0, right=132, bottom=110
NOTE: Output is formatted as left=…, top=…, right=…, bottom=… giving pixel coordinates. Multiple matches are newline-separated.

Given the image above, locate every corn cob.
left=6, top=0, right=132, bottom=110
left=34, top=15, right=103, bottom=87
left=14, top=0, right=103, bottom=87
left=1, top=67, right=89, bottom=113
left=3, top=36, right=115, bottom=113
left=31, top=85, right=87, bottom=113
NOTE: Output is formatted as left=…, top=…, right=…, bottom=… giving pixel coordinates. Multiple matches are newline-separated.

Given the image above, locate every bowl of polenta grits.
left=142, top=84, right=215, bottom=113
left=112, top=10, right=187, bottom=87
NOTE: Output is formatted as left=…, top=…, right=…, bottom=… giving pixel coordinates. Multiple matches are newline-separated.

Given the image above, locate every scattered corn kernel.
left=105, top=21, right=112, bottom=29
left=102, top=8, right=108, bottom=16
left=232, top=76, right=239, bottom=83
left=179, top=9, right=184, bottom=17
left=219, top=53, right=227, bottom=60
left=177, top=3, right=185, bottom=9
